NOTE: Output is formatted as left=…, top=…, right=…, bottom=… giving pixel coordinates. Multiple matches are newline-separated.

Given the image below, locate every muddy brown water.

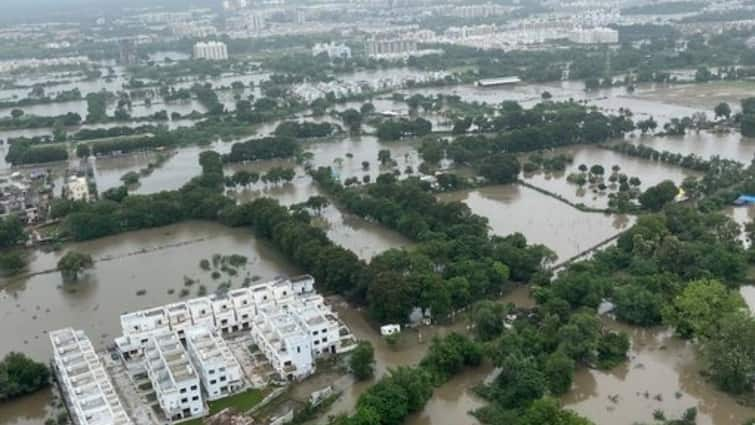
left=562, top=320, right=755, bottom=425
left=521, top=145, right=699, bottom=209
left=437, top=185, right=634, bottom=261
left=625, top=132, right=755, bottom=163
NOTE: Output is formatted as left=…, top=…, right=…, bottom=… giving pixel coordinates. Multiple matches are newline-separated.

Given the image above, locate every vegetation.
left=0, top=352, right=50, bottom=401
left=333, top=333, right=483, bottom=425
left=223, top=137, right=299, bottom=163
left=311, top=168, right=553, bottom=323
left=273, top=121, right=340, bottom=139
left=0, top=216, right=26, bottom=249
left=57, top=251, right=94, bottom=281
left=5, top=140, right=68, bottom=165
left=375, top=118, right=432, bottom=141
left=742, top=98, right=755, bottom=137
left=349, top=341, right=375, bottom=381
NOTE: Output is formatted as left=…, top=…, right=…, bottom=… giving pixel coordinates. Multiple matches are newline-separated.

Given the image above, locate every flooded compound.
left=437, top=184, right=633, bottom=261
left=562, top=320, right=755, bottom=425
left=0, top=221, right=299, bottom=360
left=521, top=145, right=698, bottom=209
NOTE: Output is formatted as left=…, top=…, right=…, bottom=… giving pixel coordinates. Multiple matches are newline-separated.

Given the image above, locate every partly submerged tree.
left=57, top=251, right=94, bottom=281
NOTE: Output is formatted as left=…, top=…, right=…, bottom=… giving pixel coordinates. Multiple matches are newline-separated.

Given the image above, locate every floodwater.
left=521, top=145, right=698, bottom=209
left=627, top=132, right=755, bottom=163
left=562, top=320, right=755, bottom=425
left=437, top=185, right=634, bottom=261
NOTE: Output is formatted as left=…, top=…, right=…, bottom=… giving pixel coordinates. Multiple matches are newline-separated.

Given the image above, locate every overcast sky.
left=2, top=0, right=217, bottom=23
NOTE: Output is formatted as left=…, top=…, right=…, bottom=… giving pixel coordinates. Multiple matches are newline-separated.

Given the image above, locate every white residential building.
left=185, top=326, right=244, bottom=400
left=312, top=42, right=352, bottom=59
left=115, top=276, right=356, bottom=382
left=569, top=27, right=619, bottom=44
left=144, top=332, right=205, bottom=421
left=251, top=309, right=314, bottom=381
left=50, top=328, right=133, bottom=425
left=65, top=176, right=90, bottom=202
left=193, top=41, right=229, bottom=61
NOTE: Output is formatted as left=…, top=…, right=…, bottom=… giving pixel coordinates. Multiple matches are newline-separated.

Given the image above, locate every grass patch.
left=208, top=388, right=266, bottom=415
left=177, top=389, right=266, bottom=425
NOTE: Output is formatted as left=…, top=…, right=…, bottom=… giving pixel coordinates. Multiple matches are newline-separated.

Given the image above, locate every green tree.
left=639, top=180, right=678, bottom=211
left=0, top=215, right=26, bottom=249
left=662, top=279, right=744, bottom=339
left=0, top=251, right=26, bottom=275
left=341, top=109, right=363, bottom=132
left=472, top=301, right=505, bottom=341
left=544, top=351, right=575, bottom=395
left=519, top=397, right=595, bottom=425
left=597, top=331, right=630, bottom=369
left=0, top=352, right=50, bottom=401
left=558, top=312, right=601, bottom=363
left=378, top=149, right=392, bottom=165
left=350, top=341, right=376, bottom=381
left=714, top=102, right=731, bottom=120
left=479, top=153, right=521, bottom=184
left=57, top=251, right=94, bottom=281
left=10, top=109, right=24, bottom=119
left=613, top=284, right=663, bottom=326
left=704, top=312, right=755, bottom=394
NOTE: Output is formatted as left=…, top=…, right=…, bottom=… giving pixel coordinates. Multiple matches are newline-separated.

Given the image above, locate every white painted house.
left=185, top=326, right=244, bottom=400
left=50, top=328, right=133, bottom=425
left=144, top=332, right=205, bottom=421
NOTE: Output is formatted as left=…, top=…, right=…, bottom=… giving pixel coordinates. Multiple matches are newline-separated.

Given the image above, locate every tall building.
left=50, top=328, right=133, bottom=425
left=118, top=39, right=137, bottom=66
left=185, top=326, right=244, bottom=400
left=193, top=41, right=229, bottom=61
left=144, top=332, right=205, bottom=421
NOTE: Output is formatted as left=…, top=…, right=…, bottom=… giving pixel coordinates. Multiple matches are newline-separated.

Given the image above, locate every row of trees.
left=444, top=102, right=633, bottom=166
left=375, top=118, right=433, bottom=141
left=223, top=136, right=298, bottom=163
left=273, top=121, right=340, bottom=139
left=5, top=140, right=68, bottom=165
left=742, top=97, right=755, bottom=137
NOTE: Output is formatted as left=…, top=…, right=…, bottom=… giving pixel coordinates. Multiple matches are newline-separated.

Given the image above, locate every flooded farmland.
left=521, top=145, right=698, bottom=209
left=437, top=184, right=633, bottom=261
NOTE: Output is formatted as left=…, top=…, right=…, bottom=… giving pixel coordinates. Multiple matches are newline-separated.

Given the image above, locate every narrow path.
left=549, top=231, right=626, bottom=272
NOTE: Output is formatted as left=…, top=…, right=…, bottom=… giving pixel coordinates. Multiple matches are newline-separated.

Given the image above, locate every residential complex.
left=144, top=332, right=205, bottom=421
left=365, top=37, right=418, bottom=58
left=312, top=42, right=352, bottom=59
left=50, top=328, right=133, bottom=425
left=116, top=275, right=355, bottom=381
left=569, top=26, right=619, bottom=44
left=192, top=41, right=229, bottom=61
